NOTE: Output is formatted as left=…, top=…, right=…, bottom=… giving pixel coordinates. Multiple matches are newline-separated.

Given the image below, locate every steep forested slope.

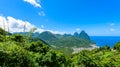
left=1, top=27, right=120, bottom=67
left=39, top=30, right=94, bottom=48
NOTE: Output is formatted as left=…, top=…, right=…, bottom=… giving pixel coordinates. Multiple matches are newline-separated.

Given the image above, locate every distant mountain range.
left=14, top=30, right=95, bottom=48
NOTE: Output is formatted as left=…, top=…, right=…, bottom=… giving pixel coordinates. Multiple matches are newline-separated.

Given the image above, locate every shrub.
left=113, top=42, right=120, bottom=51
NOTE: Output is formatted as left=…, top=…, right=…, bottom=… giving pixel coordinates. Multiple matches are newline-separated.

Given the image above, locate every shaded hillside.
left=15, top=30, right=95, bottom=48
left=39, top=31, right=57, bottom=41
left=13, top=32, right=49, bottom=46
left=38, top=30, right=95, bottom=48
left=79, top=30, right=90, bottom=40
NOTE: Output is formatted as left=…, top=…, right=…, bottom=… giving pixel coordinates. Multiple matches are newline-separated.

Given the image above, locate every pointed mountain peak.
left=73, top=32, right=79, bottom=37
left=41, top=31, right=53, bottom=34
left=80, top=30, right=86, bottom=34
left=79, top=30, right=90, bottom=40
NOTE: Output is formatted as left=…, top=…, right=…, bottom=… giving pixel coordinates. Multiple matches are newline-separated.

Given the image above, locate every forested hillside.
left=16, top=30, right=94, bottom=48
left=15, top=30, right=95, bottom=54
left=39, top=31, right=94, bottom=47
left=1, top=28, right=120, bottom=67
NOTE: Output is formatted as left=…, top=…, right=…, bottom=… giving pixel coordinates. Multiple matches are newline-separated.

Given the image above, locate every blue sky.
left=0, top=0, right=120, bottom=36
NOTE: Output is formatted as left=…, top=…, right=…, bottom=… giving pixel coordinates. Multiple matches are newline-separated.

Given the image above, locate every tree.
left=28, top=40, right=49, bottom=54
left=11, top=34, right=25, bottom=42
left=113, top=42, right=120, bottom=51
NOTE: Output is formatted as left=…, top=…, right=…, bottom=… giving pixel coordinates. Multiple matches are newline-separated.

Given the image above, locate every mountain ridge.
left=14, top=30, right=95, bottom=48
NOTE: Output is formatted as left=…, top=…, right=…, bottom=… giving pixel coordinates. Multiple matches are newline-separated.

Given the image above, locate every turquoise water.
left=90, top=36, right=120, bottom=48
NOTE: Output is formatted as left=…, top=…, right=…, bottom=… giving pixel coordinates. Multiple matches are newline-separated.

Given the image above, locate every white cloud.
left=35, top=28, right=44, bottom=32
left=24, top=0, right=41, bottom=8
left=41, top=25, right=44, bottom=28
left=110, top=23, right=115, bottom=26
left=46, top=30, right=66, bottom=34
left=0, top=16, right=65, bottom=34
left=110, top=28, right=115, bottom=31
left=35, top=28, right=65, bottom=34
left=38, top=11, right=45, bottom=16
left=0, top=16, right=35, bottom=33
left=76, top=28, right=81, bottom=31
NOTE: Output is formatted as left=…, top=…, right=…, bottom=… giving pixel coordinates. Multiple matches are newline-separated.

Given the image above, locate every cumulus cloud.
left=110, top=28, right=115, bottom=31
left=40, top=25, right=44, bottom=28
left=46, top=30, right=66, bottom=34
left=35, top=28, right=65, bottom=34
left=108, top=23, right=116, bottom=32
left=24, top=0, right=41, bottom=8
left=0, top=16, right=36, bottom=33
left=76, top=28, right=81, bottom=31
left=0, top=16, right=65, bottom=34
left=38, top=11, right=45, bottom=16
left=110, top=23, right=115, bottom=26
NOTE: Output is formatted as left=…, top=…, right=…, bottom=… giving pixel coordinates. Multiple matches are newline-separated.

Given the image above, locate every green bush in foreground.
left=0, top=39, right=68, bottom=67
left=113, top=42, right=120, bottom=51
left=0, top=43, right=36, bottom=67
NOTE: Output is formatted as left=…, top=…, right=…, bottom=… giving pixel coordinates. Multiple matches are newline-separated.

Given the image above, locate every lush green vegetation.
left=17, top=31, right=94, bottom=48
left=39, top=31, right=94, bottom=47
left=15, top=31, right=94, bottom=56
left=0, top=28, right=66, bottom=67
left=16, top=30, right=95, bottom=54
left=1, top=27, right=120, bottom=67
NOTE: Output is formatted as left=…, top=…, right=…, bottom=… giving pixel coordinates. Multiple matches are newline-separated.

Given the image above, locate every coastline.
left=72, top=44, right=99, bottom=54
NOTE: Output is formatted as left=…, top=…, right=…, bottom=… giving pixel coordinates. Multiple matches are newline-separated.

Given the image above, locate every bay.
left=90, top=36, right=120, bottom=47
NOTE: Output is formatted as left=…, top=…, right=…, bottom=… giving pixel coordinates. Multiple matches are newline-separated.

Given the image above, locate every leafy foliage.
left=113, top=42, right=120, bottom=51
left=0, top=28, right=67, bottom=67
left=1, top=28, right=120, bottom=67
left=68, top=44, right=120, bottom=67
left=27, top=40, right=49, bottom=54
left=0, top=27, right=11, bottom=42
left=0, top=43, right=35, bottom=67
left=11, top=34, right=25, bottom=42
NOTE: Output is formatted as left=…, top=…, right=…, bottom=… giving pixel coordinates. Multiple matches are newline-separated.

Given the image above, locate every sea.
left=90, top=36, right=120, bottom=48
